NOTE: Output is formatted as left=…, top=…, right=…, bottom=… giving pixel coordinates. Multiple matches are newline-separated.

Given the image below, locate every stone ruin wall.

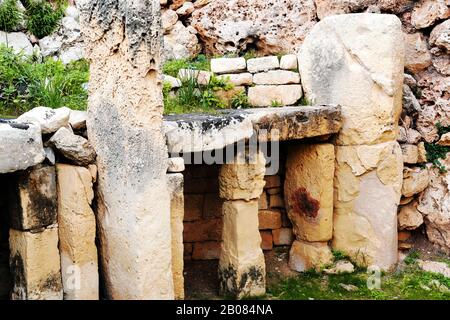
left=0, top=0, right=448, bottom=300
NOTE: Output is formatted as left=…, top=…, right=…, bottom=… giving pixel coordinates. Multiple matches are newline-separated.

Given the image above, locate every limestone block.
left=178, top=68, right=212, bottom=85
left=81, top=1, right=173, bottom=299
left=56, top=164, right=98, bottom=300
left=430, top=20, right=450, bottom=52
left=299, top=14, right=405, bottom=146
left=247, top=56, right=279, bottom=73
left=404, top=33, right=432, bottom=74
left=219, top=200, right=265, bottom=298
left=284, top=144, right=334, bottom=242
left=0, top=31, right=33, bottom=56
left=183, top=218, right=222, bottom=242
left=264, top=176, right=281, bottom=189
left=9, top=165, right=57, bottom=231
left=210, top=57, right=246, bottom=74
left=258, top=210, right=282, bottom=230
left=418, top=142, right=428, bottom=163
left=401, top=144, right=419, bottom=164
left=402, top=167, right=430, bottom=197
left=280, top=54, right=298, bottom=70
left=438, top=132, right=450, bottom=146
left=258, top=192, right=268, bottom=210
left=167, top=173, right=184, bottom=300
left=333, top=141, right=403, bottom=270
left=176, top=2, right=194, bottom=16
left=253, top=70, right=300, bottom=85
left=269, top=194, right=284, bottom=208
left=260, top=231, right=273, bottom=250
left=219, top=150, right=266, bottom=201
left=272, top=228, right=294, bottom=246
left=48, top=127, right=96, bottom=166
left=215, top=86, right=245, bottom=107
left=248, top=85, right=303, bottom=107
left=163, top=74, right=182, bottom=88
left=17, top=107, right=71, bottom=134
left=167, top=157, right=185, bottom=172
left=162, top=9, right=178, bottom=33
left=69, top=110, right=87, bottom=130
left=0, top=121, right=45, bottom=174
left=398, top=201, right=424, bottom=231
left=289, top=240, right=333, bottom=272
left=10, top=227, right=63, bottom=300
left=217, top=73, right=253, bottom=86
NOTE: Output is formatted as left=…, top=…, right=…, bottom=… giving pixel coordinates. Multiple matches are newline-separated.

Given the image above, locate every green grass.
left=0, top=0, right=22, bottom=32
left=23, top=0, right=66, bottom=39
left=0, top=45, right=89, bottom=117
left=267, top=265, right=450, bottom=300
left=163, top=54, right=210, bottom=78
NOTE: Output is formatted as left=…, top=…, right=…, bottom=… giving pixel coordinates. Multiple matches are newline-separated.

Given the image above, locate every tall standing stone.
left=168, top=173, right=184, bottom=300
left=80, top=0, right=173, bottom=299
left=299, top=14, right=405, bottom=270
left=56, top=164, right=99, bottom=300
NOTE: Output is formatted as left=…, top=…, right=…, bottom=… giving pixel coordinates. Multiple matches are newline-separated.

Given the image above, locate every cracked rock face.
left=299, top=13, right=405, bottom=146
left=191, top=0, right=317, bottom=55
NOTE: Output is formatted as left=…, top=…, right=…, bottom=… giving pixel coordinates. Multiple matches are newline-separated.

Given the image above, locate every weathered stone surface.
left=411, top=0, right=450, bottom=29
left=219, top=200, right=265, bottom=298
left=419, top=260, right=450, bottom=278
left=333, top=141, right=403, bottom=270
left=272, top=228, right=294, bottom=246
left=0, top=31, right=33, bottom=55
left=432, top=54, right=450, bottom=76
left=417, top=162, right=450, bottom=249
left=248, top=85, right=302, bottom=107
left=219, top=150, right=266, bottom=201
left=314, top=0, right=375, bottom=19
left=167, top=157, right=185, bottom=172
left=56, top=164, right=98, bottom=300
left=402, top=84, right=423, bottom=114
left=280, top=54, right=298, bottom=70
left=0, top=120, right=45, bottom=174
left=247, top=56, right=279, bottom=73
left=258, top=210, right=282, bottom=230
left=418, top=142, right=428, bottom=163
left=258, top=192, right=268, bottom=210
left=17, top=107, right=71, bottom=134
left=10, top=227, right=63, bottom=300
left=210, top=57, right=246, bottom=74
left=289, top=240, right=333, bottom=272
left=215, top=86, right=245, bottom=107
left=80, top=0, right=173, bottom=299
left=168, top=173, right=184, bottom=300
left=253, top=70, right=300, bottom=85
left=402, top=167, right=430, bottom=197
left=191, top=0, right=317, bottom=55
left=9, top=165, right=57, bottom=231
left=438, top=132, right=450, bottom=146
left=430, top=20, right=450, bottom=52
left=164, top=21, right=200, bottom=60
left=217, top=73, right=253, bottom=86
left=176, top=1, right=194, bottom=15
left=401, top=144, right=419, bottom=164
left=162, top=9, right=178, bottom=33
left=404, top=33, right=432, bottom=75
left=260, top=231, right=273, bottom=250
left=284, top=144, right=334, bottom=242
left=48, top=127, right=96, bottom=166
left=398, top=126, right=422, bottom=144
left=398, top=201, right=424, bottom=230
left=323, top=260, right=355, bottom=275
left=299, top=14, right=405, bottom=146
left=417, top=97, right=450, bottom=143
left=69, top=110, right=87, bottom=130
left=183, top=218, right=222, bottom=242
left=163, top=74, right=182, bottom=88
left=164, top=106, right=342, bottom=153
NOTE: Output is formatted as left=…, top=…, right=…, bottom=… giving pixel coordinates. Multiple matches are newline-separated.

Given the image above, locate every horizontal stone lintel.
left=164, top=105, right=342, bottom=153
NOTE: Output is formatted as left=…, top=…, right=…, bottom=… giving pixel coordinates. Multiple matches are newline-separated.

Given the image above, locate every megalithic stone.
left=79, top=0, right=173, bottom=299
left=167, top=173, right=184, bottom=300
left=9, top=227, right=63, bottom=300
left=56, top=164, right=99, bottom=300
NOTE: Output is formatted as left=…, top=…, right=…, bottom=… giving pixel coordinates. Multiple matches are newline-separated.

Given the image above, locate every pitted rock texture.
left=80, top=0, right=173, bottom=299
left=299, top=13, right=405, bottom=146
left=191, top=0, right=317, bottom=55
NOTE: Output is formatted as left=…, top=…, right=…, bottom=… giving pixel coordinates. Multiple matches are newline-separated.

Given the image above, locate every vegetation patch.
left=163, top=54, right=210, bottom=78
left=425, top=123, right=450, bottom=173
left=22, top=0, right=66, bottom=39
left=0, top=0, right=22, bottom=32
left=0, top=45, right=89, bottom=117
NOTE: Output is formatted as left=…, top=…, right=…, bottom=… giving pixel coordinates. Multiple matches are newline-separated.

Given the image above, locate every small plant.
left=22, top=0, right=66, bottom=39
left=271, top=100, right=282, bottom=108
left=230, top=91, right=250, bottom=109
left=436, top=122, right=450, bottom=137
left=206, top=75, right=234, bottom=91
left=242, top=50, right=257, bottom=60
left=163, top=54, right=210, bottom=78
left=299, top=96, right=311, bottom=106
left=201, top=89, right=225, bottom=110
left=0, top=0, right=21, bottom=32
left=404, top=250, right=420, bottom=265
left=332, top=250, right=349, bottom=261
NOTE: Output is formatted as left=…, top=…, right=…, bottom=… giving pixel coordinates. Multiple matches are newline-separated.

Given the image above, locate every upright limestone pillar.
left=218, top=149, right=266, bottom=298
left=299, top=14, right=405, bottom=270
left=80, top=1, right=173, bottom=299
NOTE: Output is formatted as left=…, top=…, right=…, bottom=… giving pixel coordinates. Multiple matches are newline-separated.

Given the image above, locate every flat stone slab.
left=0, top=119, right=45, bottom=173
left=164, top=105, right=342, bottom=154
